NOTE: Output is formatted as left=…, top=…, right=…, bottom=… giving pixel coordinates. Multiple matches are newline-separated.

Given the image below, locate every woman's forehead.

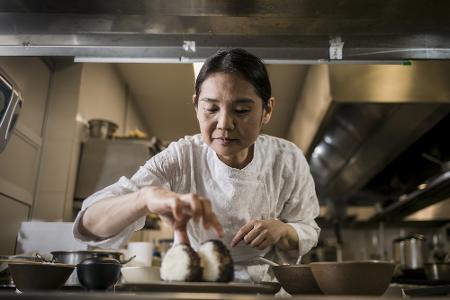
left=199, top=73, right=260, bottom=100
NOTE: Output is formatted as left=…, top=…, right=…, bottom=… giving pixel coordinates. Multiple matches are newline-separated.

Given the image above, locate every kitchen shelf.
left=370, top=171, right=450, bottom=222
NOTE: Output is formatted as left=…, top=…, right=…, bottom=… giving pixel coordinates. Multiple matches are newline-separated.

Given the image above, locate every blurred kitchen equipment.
left=8, top=261, right=74, bottom=291
left=121, top=266, right=160, bottom=284
left=88, top=119, right=118, bottom=139
left=422, top=153, right=450, bottom=172
left=77, top=257, right=121, bottom=290
left=393, top=234, right=426, bottom=274
left=0, top=72, right=22, bottom=153
left=127, top=242, right=153, bottom=267
left=310, top=260, right=395, bottom=296
left=74, top=139, right=155, bottom=200
left=51, top=250, right=132, bottom=286
left=424, top=262, right=450, bottom=281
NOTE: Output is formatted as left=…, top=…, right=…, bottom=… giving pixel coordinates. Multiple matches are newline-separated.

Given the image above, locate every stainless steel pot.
left=88, top=119, right=118, bottom=139
left=393, top=234, right=426, bottom=271
left=51, top=250, right=130, bottom=286
left=424, top=262, right=450, bottom=281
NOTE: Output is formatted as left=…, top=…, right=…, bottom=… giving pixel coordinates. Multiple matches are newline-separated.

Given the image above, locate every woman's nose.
left=216, top=111, right=234, bottom=130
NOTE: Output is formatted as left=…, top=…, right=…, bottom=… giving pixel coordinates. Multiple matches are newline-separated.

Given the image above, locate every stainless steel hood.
left=0, top=0, right=449, bottom=60
left=288, top=62, right=450, bottom=201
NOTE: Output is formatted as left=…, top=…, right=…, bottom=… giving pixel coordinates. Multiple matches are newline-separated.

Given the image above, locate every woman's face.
left=194, top=72, right=274, bottom=167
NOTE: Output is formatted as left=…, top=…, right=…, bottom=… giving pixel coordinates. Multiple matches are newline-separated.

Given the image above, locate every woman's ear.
left=262, top=97, right=275, bottom=124
left=192, top=94, right=198, bottom=112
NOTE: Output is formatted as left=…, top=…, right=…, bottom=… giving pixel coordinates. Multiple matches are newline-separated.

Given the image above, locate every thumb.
left=174, top=229, right=190, bottom=246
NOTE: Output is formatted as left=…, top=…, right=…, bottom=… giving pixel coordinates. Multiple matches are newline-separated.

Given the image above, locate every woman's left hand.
left=230, top=219, right=288, bottom=250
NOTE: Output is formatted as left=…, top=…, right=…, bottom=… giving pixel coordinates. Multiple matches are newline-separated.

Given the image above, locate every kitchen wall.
left=35, top=62, right=149, bottom=222
left=78, top=64, right=147, bottom=136
left=0, top=57, right=51, bottom=254
left=0, top=59, right=149, bottom=254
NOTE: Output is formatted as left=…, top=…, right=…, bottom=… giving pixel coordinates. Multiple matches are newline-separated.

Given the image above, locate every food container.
left=51, top=250, right=128, bottom=286
left=77, top=257, right=121, bottom=290
left=393, top=234, right=426, bottom=272
left=272, top=264, right=322, bottom=295
left=310, top=260, right=395, bottom=296
left=88, top=119, right=118, bottom=139
left=8, top=262, right=74, bottom=291
left=424, top=262, right=450, bottom=281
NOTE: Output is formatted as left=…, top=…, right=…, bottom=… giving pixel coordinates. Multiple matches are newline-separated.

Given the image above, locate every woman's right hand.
left=139, top=186, right=224, bottom=244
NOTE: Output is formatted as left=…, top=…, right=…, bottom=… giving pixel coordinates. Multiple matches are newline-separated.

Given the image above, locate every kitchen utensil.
left=51, top=250, right=132, bottom=286
left=8, top=261, right=74, bottom=291
left=310, top=260, right=395, bottom=296
left=393, top=234, right=426, bottom=272
left=273, top=264, right=322, bottom=295
left=88, top=119, right=118, bottom=139
left=424, top=262, right=450, bottom=281
left=127, top=242, right=153, bottom=267
left=77, top=257, right=121, bottom=290
left=121, top=266, right=161, bottom=284
left=256, top=256, right=321, bottom=295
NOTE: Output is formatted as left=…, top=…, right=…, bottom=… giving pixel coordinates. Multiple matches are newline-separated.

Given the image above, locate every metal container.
left=393, top=234, right=426, bottom=271
left=88, top=119, right=118, bottom=139
left=424, top=262, right=450, bottom=281
left=51, top=250, right=125, bottom=286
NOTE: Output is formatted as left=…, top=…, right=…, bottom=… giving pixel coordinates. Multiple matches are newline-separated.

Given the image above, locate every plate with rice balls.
left=118, top=240, right=281, bottom=295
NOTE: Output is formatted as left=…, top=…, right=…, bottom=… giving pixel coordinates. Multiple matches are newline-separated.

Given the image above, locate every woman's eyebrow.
left=199, top=98, right=255, bottom=104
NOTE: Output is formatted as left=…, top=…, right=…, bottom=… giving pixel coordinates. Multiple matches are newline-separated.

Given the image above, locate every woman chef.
left=73, top=48, right=320, bottom=282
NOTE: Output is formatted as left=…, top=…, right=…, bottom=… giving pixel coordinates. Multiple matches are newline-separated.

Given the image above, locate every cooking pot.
left=88, top=119, right=118, bottom=139
left=424, top=262, right=450, bottom=281
left=393, top=234, right=426, bottom=272
left=51, top=250, right=133, bottom=286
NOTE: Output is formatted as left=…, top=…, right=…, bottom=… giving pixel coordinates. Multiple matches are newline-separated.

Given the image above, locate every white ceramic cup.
left=127, top=242, right=154, bottom=267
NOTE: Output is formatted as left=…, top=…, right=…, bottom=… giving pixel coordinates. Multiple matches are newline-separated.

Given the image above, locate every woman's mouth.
left=214, top=137, right=237, bottom=146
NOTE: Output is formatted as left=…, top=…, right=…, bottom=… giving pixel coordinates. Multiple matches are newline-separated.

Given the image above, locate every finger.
left=200, top=198, right=214, bottom=229
left=174, top=229, right=190, bottom=246
left=249, top=229, right=268, bottom=248
left=257, top=240, right=271, bottom=250
left=187, top=194, right=202, bottom=223
left=171, top=197, right=182, bottom=221
left=230, top=221, right=255, bottom=247
left=243, top=222, right=264, bottom=244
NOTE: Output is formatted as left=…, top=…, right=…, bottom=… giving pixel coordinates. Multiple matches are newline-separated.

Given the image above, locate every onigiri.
left=198, top=240, right=234, bottom=282
left=160, top=244, right=202, bottom=282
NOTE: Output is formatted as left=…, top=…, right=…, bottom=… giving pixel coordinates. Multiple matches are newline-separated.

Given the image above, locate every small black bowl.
left=77, top=257, right=121, bottom=290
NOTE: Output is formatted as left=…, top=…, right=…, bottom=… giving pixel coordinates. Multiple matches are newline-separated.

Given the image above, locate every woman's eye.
left=235, top=109, right=250, bottom=114
left=205, top=107, right=218, bottom=113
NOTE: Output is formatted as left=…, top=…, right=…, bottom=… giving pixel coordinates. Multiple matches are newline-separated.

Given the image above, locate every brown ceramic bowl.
left=310, top=260, right=395, bottom=296
left=272, top=264, right=322, bottom=295
left=8, top=262, right=75, bottom=291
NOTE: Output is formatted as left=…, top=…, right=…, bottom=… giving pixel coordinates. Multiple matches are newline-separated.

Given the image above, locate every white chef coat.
left=73, top=134, right=320, bottom=282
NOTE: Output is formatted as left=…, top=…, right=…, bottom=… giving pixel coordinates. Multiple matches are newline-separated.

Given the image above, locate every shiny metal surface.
left=0, top=0, right=449, bottom=59
left=302, top=61, right=450, bottom=199
left=392, top=234, right=426, bottom=271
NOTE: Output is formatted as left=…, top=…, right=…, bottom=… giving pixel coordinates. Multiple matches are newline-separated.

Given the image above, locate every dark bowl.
left=8, top=262, right=74, bottom=291
left=272, top=264, right=322, bottom=295
left=77, top=257, right=121, bottom=290
left=310, top=260, right=395, bottom=296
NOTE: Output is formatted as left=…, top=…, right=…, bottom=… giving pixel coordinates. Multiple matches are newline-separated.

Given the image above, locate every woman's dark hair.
left=194, top=48, right=271, bottom=109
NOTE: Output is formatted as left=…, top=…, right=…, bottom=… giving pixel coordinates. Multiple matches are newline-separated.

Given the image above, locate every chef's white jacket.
left=73, top=134, right=320, bottom=282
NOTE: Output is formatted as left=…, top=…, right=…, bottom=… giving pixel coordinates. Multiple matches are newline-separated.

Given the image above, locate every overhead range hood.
left=287, top=61, right=450, bottom=203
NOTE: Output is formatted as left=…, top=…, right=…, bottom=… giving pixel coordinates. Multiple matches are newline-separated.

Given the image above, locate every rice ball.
left=198, top=240, right=234, bottom=282
left=160, top=244, right=202, bottom=282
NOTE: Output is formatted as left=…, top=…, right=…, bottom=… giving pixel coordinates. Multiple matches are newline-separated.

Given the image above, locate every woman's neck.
left=218, top=144, right=254, bottom=169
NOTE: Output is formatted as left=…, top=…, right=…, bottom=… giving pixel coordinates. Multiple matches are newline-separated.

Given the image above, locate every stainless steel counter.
left=0, top=290, right=446, bottom=300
